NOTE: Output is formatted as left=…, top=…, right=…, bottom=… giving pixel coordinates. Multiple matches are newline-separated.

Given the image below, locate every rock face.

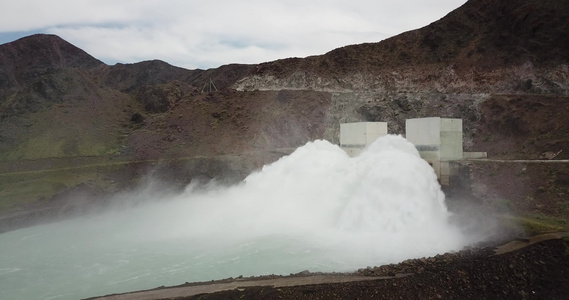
left=0, top=0, right=568, bottom=229
left=235, top=0, right=569, bottom=94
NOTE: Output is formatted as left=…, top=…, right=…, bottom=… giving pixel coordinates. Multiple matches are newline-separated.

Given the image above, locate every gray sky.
left=0, top=0, right=467, bottom=69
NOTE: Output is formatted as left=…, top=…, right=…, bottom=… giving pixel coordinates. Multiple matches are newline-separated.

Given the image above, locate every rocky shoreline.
left=89, top=233, right=569, bottom=300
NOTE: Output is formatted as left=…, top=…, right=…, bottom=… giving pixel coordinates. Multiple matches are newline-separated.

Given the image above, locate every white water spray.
left=0, top=135, right=471, bottom=300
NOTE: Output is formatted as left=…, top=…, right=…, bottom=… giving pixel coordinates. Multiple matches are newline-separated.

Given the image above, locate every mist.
left=0, top=135, right=484, bottom=300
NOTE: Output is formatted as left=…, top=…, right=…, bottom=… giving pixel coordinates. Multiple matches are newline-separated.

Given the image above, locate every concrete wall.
left=440, top=118, right=463, bottom=161
left=340, top=122, right=387, bottom=156
left=405, top=117, right=463, bottom=185
left=405, top=117, right=442, bottom=161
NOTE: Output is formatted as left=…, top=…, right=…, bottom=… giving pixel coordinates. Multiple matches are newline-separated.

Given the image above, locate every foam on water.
left=0, top=135, right=472, bottom=299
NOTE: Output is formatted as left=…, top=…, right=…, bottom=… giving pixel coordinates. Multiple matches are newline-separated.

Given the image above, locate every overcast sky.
left=0, top=0, right=466, bottom=70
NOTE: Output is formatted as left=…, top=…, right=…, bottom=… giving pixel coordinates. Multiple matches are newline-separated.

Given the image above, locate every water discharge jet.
left=0, top=135, right=478, bottom=300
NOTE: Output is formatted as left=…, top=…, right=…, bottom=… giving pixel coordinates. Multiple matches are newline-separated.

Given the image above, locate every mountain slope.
left=0, top=0, right=568, bottom=230
left=0, top=34, right=103, bottom=96
left=0, top=0, right=567, bottom=163
left=237, top=0, right=569, bottom=94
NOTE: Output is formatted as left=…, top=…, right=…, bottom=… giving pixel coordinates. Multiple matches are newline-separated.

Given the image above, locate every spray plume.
left=0, top=135, right=474, bottom=300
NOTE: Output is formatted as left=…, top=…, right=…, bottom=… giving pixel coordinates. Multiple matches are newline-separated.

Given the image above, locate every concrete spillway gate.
left=340, top=118, right=486, bottom=186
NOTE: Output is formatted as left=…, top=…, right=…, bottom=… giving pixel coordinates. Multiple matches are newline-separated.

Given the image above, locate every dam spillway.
left=340, top=118, right=487, bottom=185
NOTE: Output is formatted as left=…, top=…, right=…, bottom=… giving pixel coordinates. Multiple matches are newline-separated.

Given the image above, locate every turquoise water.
left=0, top=220, right=332, bottom=299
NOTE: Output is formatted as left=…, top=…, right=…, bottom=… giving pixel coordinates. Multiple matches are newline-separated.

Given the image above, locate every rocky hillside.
left=234, top=0, right=569, bottom=158
left=237, top=0, right=569, bottom=93
left=0, top=0, right=568, bottom=230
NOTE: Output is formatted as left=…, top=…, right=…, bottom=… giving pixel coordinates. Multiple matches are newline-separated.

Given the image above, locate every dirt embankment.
left=469, top=161, right=569, bottom=220
left=472, top=94, right=569, bottom=160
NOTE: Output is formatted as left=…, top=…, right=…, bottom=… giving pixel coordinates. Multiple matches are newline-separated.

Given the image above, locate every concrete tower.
left=340, top=122, right=388, bottom=157
left=405, top=117, right=463, bottom=185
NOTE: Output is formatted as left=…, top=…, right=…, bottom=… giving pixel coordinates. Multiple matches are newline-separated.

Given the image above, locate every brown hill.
left=0, top=0, right=568, bottom=232
left=0, top=34, right=103, bottom=97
